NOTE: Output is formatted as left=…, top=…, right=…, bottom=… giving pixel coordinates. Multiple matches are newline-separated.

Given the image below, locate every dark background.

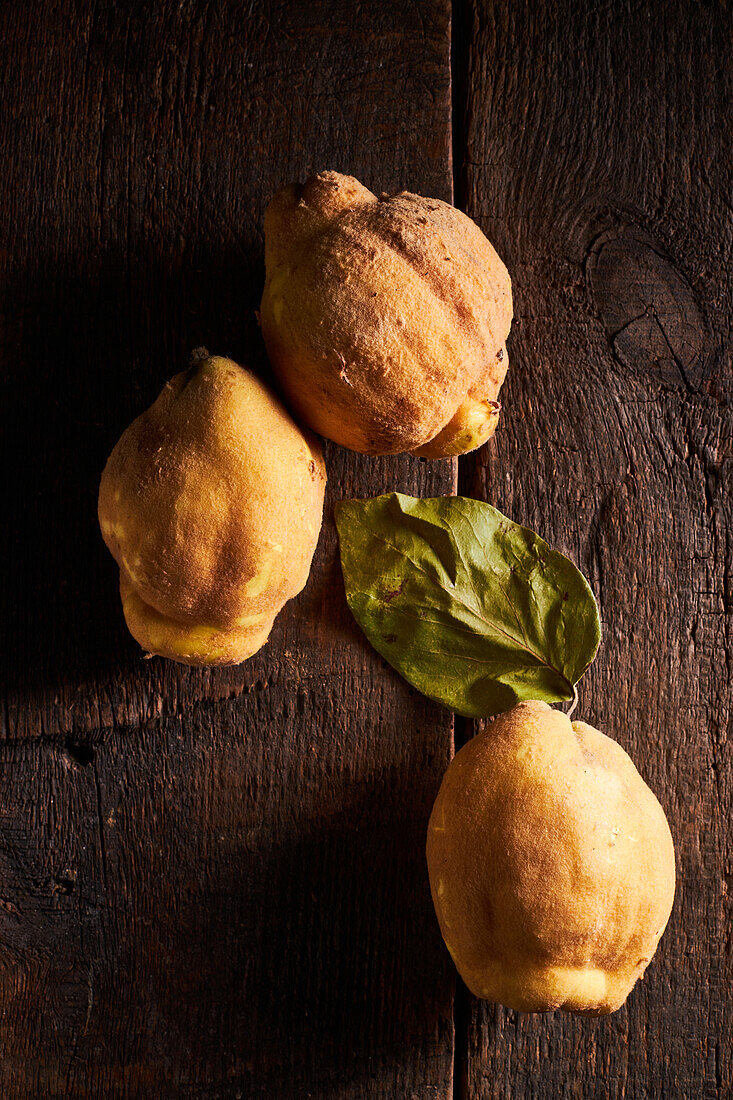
left=1, top=1, right=730, bottom=1096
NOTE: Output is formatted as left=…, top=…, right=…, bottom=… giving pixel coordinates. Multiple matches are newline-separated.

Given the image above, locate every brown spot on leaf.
left=383, top=583, right=404, bottom=603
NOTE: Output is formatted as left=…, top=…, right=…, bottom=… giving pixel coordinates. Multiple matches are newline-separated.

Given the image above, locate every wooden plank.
left=0, top=701, right=454, bottom=1098
left=455, top=1, right=732, bottom=1096
left=1, top=0, right=454, bottom=742
left=0, top=1, right=456, bottom=1095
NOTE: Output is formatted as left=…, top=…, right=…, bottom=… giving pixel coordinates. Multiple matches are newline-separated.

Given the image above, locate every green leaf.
left=334, top=493, right=601, bottom=719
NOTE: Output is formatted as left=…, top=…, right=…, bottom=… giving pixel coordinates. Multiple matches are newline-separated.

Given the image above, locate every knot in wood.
left=586, top=229, right=711, bottom=392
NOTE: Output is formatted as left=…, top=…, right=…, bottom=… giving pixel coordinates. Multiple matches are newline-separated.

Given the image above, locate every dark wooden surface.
left=0, top=0, right=730, bottom=1097
left=456, top=1, right=732, bottom=1097
left=0, top=3, right=456, bottom=1097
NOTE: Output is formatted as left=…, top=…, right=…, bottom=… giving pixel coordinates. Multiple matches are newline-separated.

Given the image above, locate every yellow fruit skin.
left=98, top=355, right=326, bottom=667
left=426, top=701, right=676, bottom=1015
left=119, top=576, right=274, bottom=667
left=411, top=396, right=501, bottom=459
left=260, top=171, right=512, bottom=457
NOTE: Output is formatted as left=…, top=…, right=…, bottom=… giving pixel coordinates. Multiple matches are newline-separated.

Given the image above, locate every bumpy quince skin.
left=98, top=353, right=326, bottom=666
left=260, top=171, right=512, bottom=457
left=427, top=701, right=675, bottom=1014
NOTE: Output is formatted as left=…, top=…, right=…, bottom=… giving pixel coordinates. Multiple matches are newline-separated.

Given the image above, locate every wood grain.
left=0, top=1, right=456, bottom=1095
left=2, top=0, right=731, bottom=1095
left=456, top=1, right=732, bottom=1096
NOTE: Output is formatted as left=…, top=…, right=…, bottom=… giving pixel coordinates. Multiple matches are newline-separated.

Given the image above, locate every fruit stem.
left=189, top=346, right=211, bottom=366
left=567, top=684, right=579, bottom=720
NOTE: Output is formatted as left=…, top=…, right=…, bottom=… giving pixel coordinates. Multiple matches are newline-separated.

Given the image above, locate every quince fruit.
left=427, top=700, right=675, bottom=1014
left=260, top=171, right=512, bottom=457
left=98, top=352, right=326, bottom=666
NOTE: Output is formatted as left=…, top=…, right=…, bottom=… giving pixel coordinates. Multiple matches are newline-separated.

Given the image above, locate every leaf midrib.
left=349, top=515, right=574, bottom=693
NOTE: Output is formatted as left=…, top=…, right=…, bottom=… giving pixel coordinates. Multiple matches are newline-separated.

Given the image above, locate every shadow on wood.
left=0, top=719, right=453, bottom=1097
left=1, top=243, right=268, bottom=736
